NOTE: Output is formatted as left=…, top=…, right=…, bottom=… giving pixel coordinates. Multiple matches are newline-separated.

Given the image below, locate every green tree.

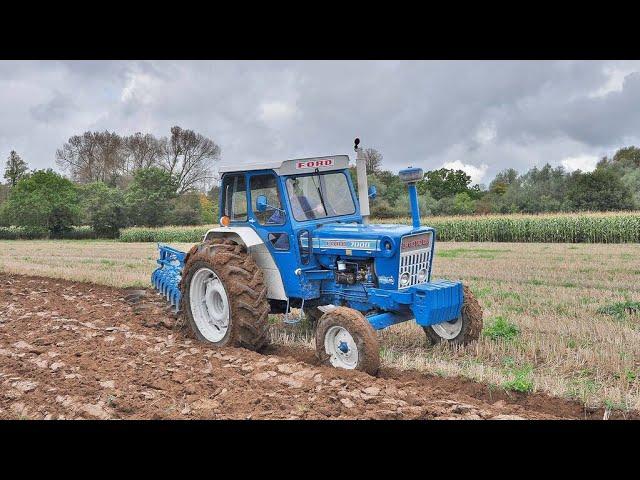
left=489, top=168, right=519, bottom=195
left=418, top=168, right=472, bottom=200
left=452, top=192, right=476, bottom=215
left=431, top=191, right=477, bottom=215
left=474, top=192, right=498, bottom=214
left=124, top=167, right=178, bottom=227
left=79, top=182, right=128, bottom=237
left=0, top=185, right=11, bottom=226
left=169, top=192, right=204, bottom=226
left=611, top=146, right=640, bottom=169
left=518, top=164, right=568, bottom=212
left=207, top=184, right=220, bottom=221
left=3, top=169, right=80, bottom=235
left=567, top=168, right=634, bottom=211
left=200, top=193, right=215, bottom=224
left=0, top=204, right=8, bottom=227
left=620, top=168, right=640, bottom=209
left=4, top=150, right=29, bottom=187
left=375, top=170, right=405, bottom=203
left=0, top=183, right=10, bottom=204
left=487, top=164, right=570, bottom=214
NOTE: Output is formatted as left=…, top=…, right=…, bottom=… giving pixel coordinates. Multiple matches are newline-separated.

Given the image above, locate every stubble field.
left=0, top=239, right=639, bottom=413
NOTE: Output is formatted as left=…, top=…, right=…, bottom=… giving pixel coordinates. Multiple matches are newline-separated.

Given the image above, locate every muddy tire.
left=179, top=238, right=270, bottom=351
left=423, top=285, right=483, bottom=346
left=315, top=307, right=380, bottom=375
left=303, top=305, right=324, bottom=326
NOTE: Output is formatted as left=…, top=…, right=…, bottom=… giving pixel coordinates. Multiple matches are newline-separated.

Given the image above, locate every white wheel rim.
left=431, top=315, right=464, bottom=340
left=189, top=267, right=230, bottom=343
left=324, top=326, right=358, bottom=369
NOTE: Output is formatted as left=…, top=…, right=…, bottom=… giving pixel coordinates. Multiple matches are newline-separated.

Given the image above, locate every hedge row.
left=0, top=226, right=97, bottom=240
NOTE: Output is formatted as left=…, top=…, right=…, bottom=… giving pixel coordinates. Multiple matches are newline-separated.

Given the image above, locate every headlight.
left=400, top=272, right=410, bottom=287
left=417, top=268, right=428, bottom=283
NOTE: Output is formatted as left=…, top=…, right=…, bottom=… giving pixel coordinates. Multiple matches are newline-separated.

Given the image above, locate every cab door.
left=247, top=172, right=304, bottom=299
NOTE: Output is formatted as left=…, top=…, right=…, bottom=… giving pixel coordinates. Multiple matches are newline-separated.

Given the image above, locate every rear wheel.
left=315, top=307, right=380, bottom=375
left=180, top=238, right=270, bottom=350
left=423, top=285, right=483, bottom=346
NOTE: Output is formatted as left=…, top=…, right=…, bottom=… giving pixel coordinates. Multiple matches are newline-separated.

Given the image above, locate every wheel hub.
left=324, top=326, right=358, bottom=369
left=431, top=314, right=464, bottom=340
left=189, top=267, right=230, bottom=343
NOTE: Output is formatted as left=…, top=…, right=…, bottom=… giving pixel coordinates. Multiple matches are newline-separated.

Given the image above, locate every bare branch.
left=159, top=126, right=221, bottom=193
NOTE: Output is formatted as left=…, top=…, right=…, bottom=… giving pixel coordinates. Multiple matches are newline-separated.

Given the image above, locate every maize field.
left=119, top=211, right=640, bottom=244
left=119, top=226, right=210, bottom=243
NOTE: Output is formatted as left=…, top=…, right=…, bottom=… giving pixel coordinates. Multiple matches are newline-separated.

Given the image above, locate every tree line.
left=0, top=126, right=219, bottom=237
left=1, top=134, right=639, bottom=238
left=54, top=126, right=220, bottom=193
left=359, top=146, right=640, bottom=217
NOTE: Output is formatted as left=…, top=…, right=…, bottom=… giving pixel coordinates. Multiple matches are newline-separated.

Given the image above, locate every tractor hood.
left=312, top=222, right=434, bottom=257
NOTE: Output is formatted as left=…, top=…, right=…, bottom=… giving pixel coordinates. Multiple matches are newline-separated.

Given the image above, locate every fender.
left=203, top=226, right=287, bottom=301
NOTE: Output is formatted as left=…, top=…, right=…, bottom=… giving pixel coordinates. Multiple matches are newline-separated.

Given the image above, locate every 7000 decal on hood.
left=312, top=238, right=379, bottom=251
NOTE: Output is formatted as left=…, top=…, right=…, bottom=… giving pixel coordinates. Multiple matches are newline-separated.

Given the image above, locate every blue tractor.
left=152, top=139, right=483, bottom=375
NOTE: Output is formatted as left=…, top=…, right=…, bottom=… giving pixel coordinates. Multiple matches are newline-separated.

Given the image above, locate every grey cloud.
left=30, top=91, right=75, bottom=123
left=1, top=60, right=640, bottom=184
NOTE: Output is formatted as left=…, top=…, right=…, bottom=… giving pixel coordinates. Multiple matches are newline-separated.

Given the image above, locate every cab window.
left=222, top=175, right=247, bottom=222
left=250, top=174, right=285, bottom=225
left=285, top=171, right=355, bottom=221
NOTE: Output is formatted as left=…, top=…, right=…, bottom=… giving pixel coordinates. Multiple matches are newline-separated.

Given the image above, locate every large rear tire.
left=315, top=307, right=380, bottom=375
left=180, top=238, right=270, bottom=351
left=423, top=285, right=483, bottom=346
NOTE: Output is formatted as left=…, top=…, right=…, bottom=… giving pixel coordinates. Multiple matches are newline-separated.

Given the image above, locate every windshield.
left=285, top=171, right=356, bottom=221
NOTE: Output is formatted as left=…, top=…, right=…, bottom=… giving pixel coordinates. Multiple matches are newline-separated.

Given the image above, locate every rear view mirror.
left=256, top=194, right=268, bottom=212
left=368, top=185, right=377, bottom=199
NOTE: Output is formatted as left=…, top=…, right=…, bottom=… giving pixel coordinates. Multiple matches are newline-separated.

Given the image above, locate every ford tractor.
left=152, top=139, right=483, bottom=375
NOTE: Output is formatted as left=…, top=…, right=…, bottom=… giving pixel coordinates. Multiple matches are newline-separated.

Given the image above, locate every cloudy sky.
left=2, top=60, right=640, bottom=186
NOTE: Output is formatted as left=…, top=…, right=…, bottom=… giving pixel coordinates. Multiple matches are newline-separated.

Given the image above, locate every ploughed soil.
left=1, top=274, right=636, bottom=420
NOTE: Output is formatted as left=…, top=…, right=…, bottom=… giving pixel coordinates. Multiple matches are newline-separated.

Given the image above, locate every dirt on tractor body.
left=0, top=274, right=634, bottom=420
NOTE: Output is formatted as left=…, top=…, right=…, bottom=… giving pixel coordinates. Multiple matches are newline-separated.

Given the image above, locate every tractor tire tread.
left=315, top=307, right=380, bottom=375
left=180, top=238, right=270, bottom=351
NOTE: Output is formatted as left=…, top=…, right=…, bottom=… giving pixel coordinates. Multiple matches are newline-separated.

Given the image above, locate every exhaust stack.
left=354, top=138, right=370, bottom=225
left=399, top=167, right=424, bottom=229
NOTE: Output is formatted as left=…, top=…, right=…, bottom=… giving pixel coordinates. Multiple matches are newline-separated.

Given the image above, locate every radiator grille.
left=399, top=232, right=432, bottom=289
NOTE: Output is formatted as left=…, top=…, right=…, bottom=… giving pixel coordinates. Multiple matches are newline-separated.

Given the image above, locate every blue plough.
left=151, top=244, right=187, bottom=312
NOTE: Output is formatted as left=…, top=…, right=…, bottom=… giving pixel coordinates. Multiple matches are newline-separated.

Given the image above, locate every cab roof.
left=218, top=155, right=350, bottom=176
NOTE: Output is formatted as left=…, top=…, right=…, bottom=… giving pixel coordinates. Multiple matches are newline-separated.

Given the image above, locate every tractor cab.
left=218, top=155, right=361, bottom=228
left=216, top=155, right=363, bottom=298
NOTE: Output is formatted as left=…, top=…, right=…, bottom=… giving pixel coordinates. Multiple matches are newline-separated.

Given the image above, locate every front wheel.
left=423, top=285, right=483, bottom=346
left=315, top=307, right=380, bottom=375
